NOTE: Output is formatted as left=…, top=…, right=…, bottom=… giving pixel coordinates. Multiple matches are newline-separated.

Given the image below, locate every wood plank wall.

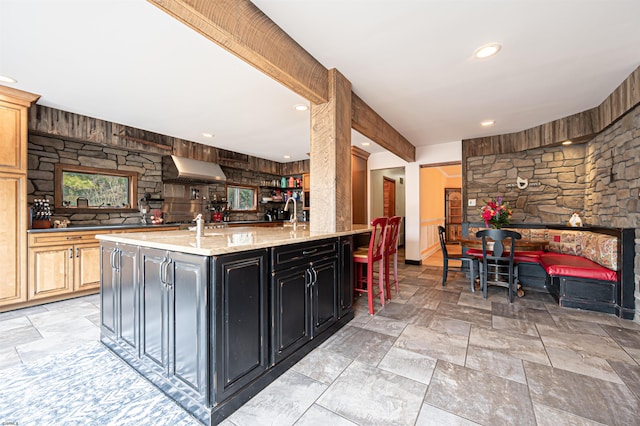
left=463, top=66, right=640, bottom=158
left=29, top=105, right=309, bottom=176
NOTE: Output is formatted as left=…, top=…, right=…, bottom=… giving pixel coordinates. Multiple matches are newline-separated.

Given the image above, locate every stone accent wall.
left=466, top=144, right=587, bottom=224
left=465, top=103, right=640, bottom=321
left=28, top=134, right=163, bottom=225
left=583, top=104, right=640, bottom=317
left=28, top=133, right=302, bottom=225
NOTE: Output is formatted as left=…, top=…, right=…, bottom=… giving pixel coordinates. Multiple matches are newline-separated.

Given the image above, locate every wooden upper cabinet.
left=0, top=86, right=39, bottom=174
left=0, top=103, right=23, bottom=173
left=302, top=173, right=310, bottom=191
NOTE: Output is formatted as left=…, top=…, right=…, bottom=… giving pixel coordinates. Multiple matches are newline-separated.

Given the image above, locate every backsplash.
left=28, top=133, right=303, bottom=226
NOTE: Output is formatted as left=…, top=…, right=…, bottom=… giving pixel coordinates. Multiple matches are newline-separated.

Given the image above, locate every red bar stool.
left=384, top=216, right=402, bottom=300
left=353, top=217, right=388, bottom=315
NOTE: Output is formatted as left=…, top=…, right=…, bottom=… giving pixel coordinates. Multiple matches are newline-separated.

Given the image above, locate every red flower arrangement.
left=480, top=196, right=512, bottom=229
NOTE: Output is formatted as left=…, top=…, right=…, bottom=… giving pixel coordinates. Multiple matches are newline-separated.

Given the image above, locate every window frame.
left=54, top=163, right=138, bottom=213
left=226, top=183, right=258, bottom=212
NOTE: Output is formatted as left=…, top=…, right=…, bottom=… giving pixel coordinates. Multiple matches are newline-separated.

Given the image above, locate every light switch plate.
left=468, top=199, right=476, bottom=207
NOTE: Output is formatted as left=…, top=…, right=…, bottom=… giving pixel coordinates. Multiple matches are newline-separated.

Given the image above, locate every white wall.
left=368, top=141, right=461, bottom=262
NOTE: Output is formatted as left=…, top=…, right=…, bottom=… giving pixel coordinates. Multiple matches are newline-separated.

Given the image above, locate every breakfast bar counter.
left=97, top=225, right=369, bottom=425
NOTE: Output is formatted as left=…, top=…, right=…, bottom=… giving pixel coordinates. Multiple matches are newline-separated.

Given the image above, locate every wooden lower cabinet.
left=28, top=244, right=75, bottom=300
left=74, top=244, right=101, bottom=291
left=28, top=242, right=101, bottom=300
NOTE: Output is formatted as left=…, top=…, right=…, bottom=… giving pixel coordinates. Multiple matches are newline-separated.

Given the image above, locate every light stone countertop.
left=96, top=224, right=371, bottom=256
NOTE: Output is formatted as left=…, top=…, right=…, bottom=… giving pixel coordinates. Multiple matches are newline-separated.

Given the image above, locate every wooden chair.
left=384, top=216, right=402, bottom=299
left=353, top=217, right=388, bottom=315
left=438, top=225, right=478, bottom=292
left=475, top=229, right=522, bottom=302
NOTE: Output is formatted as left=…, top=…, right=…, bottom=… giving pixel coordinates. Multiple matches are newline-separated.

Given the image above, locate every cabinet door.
left=311, top=257, right=338, bottom=336
left=74, top=243, right=101, bottom=291
left=140, top=247, right=169, bottom=371
left=28, top=244, right=73, bottom=300
left=118, top=244, right=139, bottom=353
left=0, top=173, right=27, bottom=306
left=338, top=236, right=354, bottom=318
left=213, top=249, right=268, bottom=403
left=100, top=242, right=118, bottom=339
left=0, top=100, right=26, bottom=173
left=168, top=251, right=208, bottom=402
left=271, top=266, right=311, bottom=364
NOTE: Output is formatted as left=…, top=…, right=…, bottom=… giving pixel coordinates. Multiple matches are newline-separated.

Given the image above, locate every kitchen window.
left=54, top=164, right=138, bottom=211
left=226, top=184, right=257, bottom=211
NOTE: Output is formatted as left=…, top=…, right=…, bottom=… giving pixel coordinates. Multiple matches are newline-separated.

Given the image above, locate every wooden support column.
left=310, top=69, right=352, bottom=233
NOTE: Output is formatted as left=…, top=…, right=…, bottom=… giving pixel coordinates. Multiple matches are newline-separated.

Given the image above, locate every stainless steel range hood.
left=162, top=155, right=227, bottom=183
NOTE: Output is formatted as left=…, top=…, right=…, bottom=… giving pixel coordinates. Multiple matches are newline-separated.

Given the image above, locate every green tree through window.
left=55, top=164, right=137, bottom=210
left=227, top=184, right=257, bottom=211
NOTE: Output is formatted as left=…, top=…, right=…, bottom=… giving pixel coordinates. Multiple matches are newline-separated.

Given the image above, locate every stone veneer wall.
left=466, top=143, right=587, bottom=224
left=465, top=103, right=640, bottom=320
left=28, top=133, right=300, bottom=225
left=28, top=134, right=162, bottom=225
left=583, top=104, right=640, bottom=315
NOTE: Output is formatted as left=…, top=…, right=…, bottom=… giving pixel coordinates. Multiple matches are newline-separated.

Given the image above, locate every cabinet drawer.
left=271, top=239, right=337, bottom=271
left=29, top=231, right=100, bottom=246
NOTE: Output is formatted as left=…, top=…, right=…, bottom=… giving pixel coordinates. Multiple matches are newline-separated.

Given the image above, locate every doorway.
left=370, top=167, right=405, bottom=247
left=383, top=177, right=396, bottom=217
left=444, top=188, right=462, bottom=242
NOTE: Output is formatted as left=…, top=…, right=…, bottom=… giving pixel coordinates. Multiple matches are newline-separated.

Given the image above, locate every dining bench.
left=462, top=224, right=636, bottom=319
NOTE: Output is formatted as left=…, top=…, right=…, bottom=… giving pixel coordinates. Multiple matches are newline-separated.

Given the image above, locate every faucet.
left=194, top=213, right=205, bottom=237
left=284, top=197, right=297, bottom=229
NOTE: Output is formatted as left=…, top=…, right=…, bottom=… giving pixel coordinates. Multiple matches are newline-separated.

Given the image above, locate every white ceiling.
left=2, top=0, right=639, bottom=163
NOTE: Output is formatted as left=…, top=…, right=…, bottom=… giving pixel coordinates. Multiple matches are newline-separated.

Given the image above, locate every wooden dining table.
left=459, top=237, right=548, bottom=297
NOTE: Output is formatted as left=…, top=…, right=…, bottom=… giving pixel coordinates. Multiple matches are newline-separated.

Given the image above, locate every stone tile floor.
left=2, top=260, right=640, bottom=425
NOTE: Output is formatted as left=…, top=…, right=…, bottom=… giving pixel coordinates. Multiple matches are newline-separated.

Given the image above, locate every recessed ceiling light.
left=562, top=140, right=572, bottom=145
left=473, top=43, right=502, bottom=59
left=202, top=133, right=214, bottom=138
left=480, top=120, right=496, bottom=127
left=283, top=155, right=291, bottom=159
left=0, top=75, right=17, bottom=84
left=294, top=104, right=309, bottom=111
left=361, top=142, right=370, bottom=146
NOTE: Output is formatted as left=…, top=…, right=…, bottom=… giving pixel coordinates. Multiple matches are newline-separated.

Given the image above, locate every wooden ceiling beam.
left=148, top=0, right=416, bottom=162
left=352, top=94, right=415, bottom=162
left=148, top=0, right=328, bottom=104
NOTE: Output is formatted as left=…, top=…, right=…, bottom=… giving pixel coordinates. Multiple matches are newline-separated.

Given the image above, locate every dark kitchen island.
left=97, top=224, right=369, bottom=425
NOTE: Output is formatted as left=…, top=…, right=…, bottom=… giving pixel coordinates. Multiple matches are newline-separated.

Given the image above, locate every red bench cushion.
left=539, top=253, right=617, bottom=282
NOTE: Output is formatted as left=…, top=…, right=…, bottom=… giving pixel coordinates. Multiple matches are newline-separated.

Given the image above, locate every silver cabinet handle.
left=76, top=248, right=80, bottom=258
left=302, top=249, right=317, bottom=256
left=165, top=259, right=173, bottom=288
left=69, top=248, right=73, bottom=259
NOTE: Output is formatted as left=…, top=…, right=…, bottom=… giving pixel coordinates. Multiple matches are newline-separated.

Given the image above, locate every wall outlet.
left=468, top=199, right=476, bottom=207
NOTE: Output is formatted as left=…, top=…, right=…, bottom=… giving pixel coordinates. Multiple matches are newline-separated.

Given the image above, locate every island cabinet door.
left=100, top=242, right=140, bottom=353
left=310, top=257, right=338, bottom=337
left=100, top=242, right=118, bottom=340
left=140, top=247, right=170, bottom=372
left=211, top=249, right=269, bottom=404
left=271, top=265, right=311, bottom=364
left=118, top=244, right=139, bottom=354
left=167, top=251, right=209, bottom=404
left=338, top=236, right=354, bottom=319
